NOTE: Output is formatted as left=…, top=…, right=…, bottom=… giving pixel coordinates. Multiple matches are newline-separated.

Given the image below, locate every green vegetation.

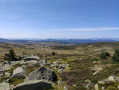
left=52, top=51, right=56, bottom=55
left=4, top=49, right=18, bottom=62
left=100, top=51, right=110, bottom=59
left=112, top=49, right=119, bottom=62
left=1, top=42, right=119, bottom=89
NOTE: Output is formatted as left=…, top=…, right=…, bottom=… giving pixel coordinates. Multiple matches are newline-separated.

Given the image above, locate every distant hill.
left=0, top=38, right=118, bottom=44
left=0, top=38, right=35, bottom=43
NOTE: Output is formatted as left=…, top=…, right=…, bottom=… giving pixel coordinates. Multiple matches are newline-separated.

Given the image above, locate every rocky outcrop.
left=24, top=67, right=57, bottom=82
left=13, top=80, right=52, bottom=90
left=12, top=66, right=27, bottom=78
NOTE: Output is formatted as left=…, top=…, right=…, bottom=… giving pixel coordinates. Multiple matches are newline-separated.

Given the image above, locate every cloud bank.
left=55, top=28, right=119, bottom=31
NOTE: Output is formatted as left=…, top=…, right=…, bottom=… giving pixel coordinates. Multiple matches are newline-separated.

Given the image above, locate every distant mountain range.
left=0, top=38, right=119, bottom=44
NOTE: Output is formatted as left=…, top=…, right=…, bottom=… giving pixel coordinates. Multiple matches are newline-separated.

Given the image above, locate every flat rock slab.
left=13, top=80, right=52, bottom=90
left=0, top=82, right=10, bottom=90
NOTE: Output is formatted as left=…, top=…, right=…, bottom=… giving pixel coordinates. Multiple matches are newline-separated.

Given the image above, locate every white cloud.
left=54, top=27, right=119, bottom=31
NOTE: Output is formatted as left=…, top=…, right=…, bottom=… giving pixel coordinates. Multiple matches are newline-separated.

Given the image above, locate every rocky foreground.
left=0, top=55, right=69, bottom=90
left=1, top=54, right=119, bottom=90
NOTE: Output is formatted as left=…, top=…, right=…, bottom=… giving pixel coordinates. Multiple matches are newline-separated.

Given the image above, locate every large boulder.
left=12, top=66, right=27, bottom=78
left=13, top=80, right=52, bottom=90
left=25, top=67, right=57, bottom=82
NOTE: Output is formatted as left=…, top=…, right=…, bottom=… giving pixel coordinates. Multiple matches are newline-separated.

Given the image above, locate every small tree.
left=4, top=49, right=17, bottom=63
left=100, top=51, right=110, bottom=59
left=112, top=49, right=119, bottom=62
left=52, top=51, right=56, bottom=55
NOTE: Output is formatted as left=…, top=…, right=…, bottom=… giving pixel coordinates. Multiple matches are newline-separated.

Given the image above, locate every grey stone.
left=85, top=79, right=91, bottom=83
left=93, top=70, right=100, bottom=76
left=24, top=55, right=40, bottom=61
left=58, top=80, right=64, bottom=87
left=10, top=61, right=20, bottom=66
left=108, top=76, right=116, bottom=82
left=5, top=72, right=11, bottom=77
left=95, top=84, right=99, bottom=90
left=53, top=61, right=61, bottom=65
left=64, top=86, right=68, bottom=90
left=0, top=82, right=10, bottom=90
left=98, top=81, right=105, bottom=84
left=12, top=66, right=27, bottom=78
left=4, top=64, right=12, bottom=71
left=101, top=87, right=105, bottom=90
left=107, top=76, right=119, bottom=82
left=25, top=67, right=57, bottom=82
left=20, top=60, right=38, bottom=65
left=93, top=61, right=97, bottom=64
left=13, top=80, right=52, bottom=90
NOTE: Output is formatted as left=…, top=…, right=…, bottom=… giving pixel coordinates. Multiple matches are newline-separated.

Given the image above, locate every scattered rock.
left=85, top=79, right=91, bottom=83
left=24, top=55, right=40, bottom=61
left=20, top=60, right=38, bottom=65
left=4, top=64, right=12, bottom=71
left=93, top=61, right=97, bottom=64
left=93, top=70, right=100, bottom=76
left=64, top=86, right=68, bottom=90
left=25, top=67, right=57, bottom=82
left=12, top=66, right=27, bottom=78
left=92, top=65, right=103, bottom=71
left=28, top=60, right=38, bottom=65
left=13, top=80, right=52, bottom=90
left=85, top=84, right=91, bottom=89
left=101, top=87, right=105, bottom=90
left=58, top=80, right=64, bottom=87
left=43, top=59, right=50, bottom=65
left=98, top=81, right=105, bottom=84
left=11, top=61, right=20, bottom=66
left=83, top=79, right=94, bottom=89
left=53, top=61, right=61, bottom=65
left=72, top=85, right=76, bottom=87
left=118, top=85, right=119, bottom=89
left=95, top=84, right=99, bottom=90
left=5, top=72, right=11, bottom=77
left=103, top=79, right=110, bottom=83
left=107, top=76, right=119, bottom=82
left=0, top=82, right=10, bottom=90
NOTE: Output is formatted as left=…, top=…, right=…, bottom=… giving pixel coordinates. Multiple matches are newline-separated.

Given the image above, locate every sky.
left=0, top=0, right=119, bottom=39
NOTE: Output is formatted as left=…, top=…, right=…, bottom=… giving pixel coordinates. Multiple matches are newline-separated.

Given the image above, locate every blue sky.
left=0, top=0, right=119, bottom=39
